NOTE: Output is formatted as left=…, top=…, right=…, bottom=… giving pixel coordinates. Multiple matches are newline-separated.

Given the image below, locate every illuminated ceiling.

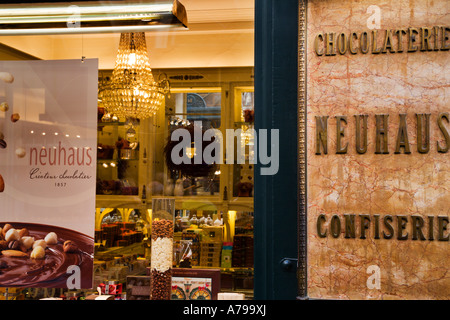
left=0, top=0, right=254, bottom=69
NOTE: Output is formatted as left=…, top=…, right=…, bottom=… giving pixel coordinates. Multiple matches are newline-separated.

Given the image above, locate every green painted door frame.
left=254, top=0, right=300, bottom=300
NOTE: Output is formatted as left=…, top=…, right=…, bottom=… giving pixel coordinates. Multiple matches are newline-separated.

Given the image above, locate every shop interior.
left=0, top=0, right=255, bottom=300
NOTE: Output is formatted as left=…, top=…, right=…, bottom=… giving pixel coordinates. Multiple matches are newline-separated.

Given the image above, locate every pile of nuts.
left=0, top=71, right=25, bottom=196
left=0, top=223, right=78, bottom=261
left=151, top=219, right=174, bottom=240
left=150, top=269, right=172, bottom=300
left=150, top=218, right=173, bottom=300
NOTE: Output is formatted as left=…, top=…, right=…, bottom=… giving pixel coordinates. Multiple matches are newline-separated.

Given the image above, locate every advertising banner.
left=305, top=0, right=449, bottom=299
left=0, top=59, right=98, bottom=288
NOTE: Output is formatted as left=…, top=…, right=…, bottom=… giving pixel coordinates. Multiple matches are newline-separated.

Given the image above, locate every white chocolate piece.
left=150, top=237, right=174, bottom=272
left=0, top=72, right=14, bottom=83
left=15, top=147, right=26, bottom=158
left=20, top=236, right=35, bottom=249
left=33, top=239, right=47, bottom=249
left=44, top=232, right=58, bottom=245
left=0, top=102, right=9, bottom=112
left=5, top=228, right=19, bottom=242
left=30, top=246, right=45, bottom=259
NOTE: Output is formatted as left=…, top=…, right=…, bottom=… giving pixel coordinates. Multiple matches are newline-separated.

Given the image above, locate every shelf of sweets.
left=97, top=121, right=128, bottom=127
left=96, top=195, right=144, bottom=209
left=95, top=195, right=253, bottom=211
left=95, top=242, right=145, bottom=258
left=177, top=266, right=254, bottom=274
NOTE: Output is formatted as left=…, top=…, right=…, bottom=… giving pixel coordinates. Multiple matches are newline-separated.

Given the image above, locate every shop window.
left=0, top=0, right=255, bottom=300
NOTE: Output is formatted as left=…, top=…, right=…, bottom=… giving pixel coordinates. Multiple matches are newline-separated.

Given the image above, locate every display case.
left=150, top=198, right=175, bottom=300
left=232, top=86, right=255, bottom=199
left=96, top=120, right=140, bottom=196
left=163, top=89, right=222, bottom=198
left=95, top=68, right=254, bottom=210
left=155, top=68, right=255, bottom=213
left=95, top=67, right=255, bottom=298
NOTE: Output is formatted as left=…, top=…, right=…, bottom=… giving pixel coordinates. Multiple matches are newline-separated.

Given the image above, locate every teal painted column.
left=254, top=0, right=299, bottom=299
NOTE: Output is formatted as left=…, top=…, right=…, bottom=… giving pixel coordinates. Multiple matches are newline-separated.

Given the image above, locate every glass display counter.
left=96, top=120, right=140, bottom=196
left=92, top=67, right=255, bottom=299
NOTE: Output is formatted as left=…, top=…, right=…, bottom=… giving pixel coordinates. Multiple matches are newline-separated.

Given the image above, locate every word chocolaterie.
left=314, top=26, right=450, bottom=56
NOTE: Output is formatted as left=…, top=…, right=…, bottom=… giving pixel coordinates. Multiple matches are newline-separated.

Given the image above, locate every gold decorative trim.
left=297, top=0, right=308, bottom=299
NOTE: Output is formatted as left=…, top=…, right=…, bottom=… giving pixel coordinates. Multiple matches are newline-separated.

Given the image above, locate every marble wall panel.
left=306, top=0, right=449, bottom=299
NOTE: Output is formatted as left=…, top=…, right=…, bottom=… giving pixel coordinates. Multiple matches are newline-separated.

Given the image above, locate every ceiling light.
left=99, top=32, right=170, bottom=120
left=0, top=0, right=188, bottom=35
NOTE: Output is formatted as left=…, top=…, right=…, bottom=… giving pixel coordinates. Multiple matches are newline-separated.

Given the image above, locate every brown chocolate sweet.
left=18, top=228, right=29, bottom=238
left=10, top=113, right=20, bottom=123
left=151, top=219, right=174, bottom=240
left=0, top=139, right=6, bottom=149
left=0, top=174, right=4, bottom=192
left=151, top=269, right=172, bottom=300
left=63, top=240, right=78, bottom=253
left=0, top=240, right=7, bottom=250
left=7, top=240, right=19, bottom=250
left=2, top=224, right=11, bottom=237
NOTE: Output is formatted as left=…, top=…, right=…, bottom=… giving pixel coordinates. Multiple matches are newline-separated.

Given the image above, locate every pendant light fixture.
left=99, top=32, right=170, bottom=120
left=0, top=1, right=188, bottom=35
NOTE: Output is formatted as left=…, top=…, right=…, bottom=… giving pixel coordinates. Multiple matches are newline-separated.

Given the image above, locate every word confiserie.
left=317, top=214, right=449, bottom=242
left=314, top=26, right=450, bottom=56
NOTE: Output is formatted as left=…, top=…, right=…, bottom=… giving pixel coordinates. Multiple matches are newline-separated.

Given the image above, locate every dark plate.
left=0, top=222, right=93, bottom=288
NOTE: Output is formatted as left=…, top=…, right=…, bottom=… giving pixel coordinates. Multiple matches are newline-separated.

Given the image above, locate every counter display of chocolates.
left=96, top=222, right=143, bottom=248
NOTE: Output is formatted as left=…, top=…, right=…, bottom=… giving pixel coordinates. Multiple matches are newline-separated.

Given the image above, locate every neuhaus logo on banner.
left=28, top=140, right=94, bottom=181
left=170, top=121, right=279, bottom=176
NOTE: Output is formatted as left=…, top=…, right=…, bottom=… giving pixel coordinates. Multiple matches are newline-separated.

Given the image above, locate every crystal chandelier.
left=100, top=32, right=169, bottom=120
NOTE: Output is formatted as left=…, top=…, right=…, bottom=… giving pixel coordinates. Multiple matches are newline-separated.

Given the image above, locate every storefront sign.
left=303, top=0, right=449, bottom=299
left=0, top=59, right=98, bottom=288
left=314, top=26, right=450, bottom=56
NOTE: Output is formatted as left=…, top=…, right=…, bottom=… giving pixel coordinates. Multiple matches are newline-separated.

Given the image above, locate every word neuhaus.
left=314, top=26, right=450, bottom=56
left=29, top=142, right=94, bottom=166
left=315, top=113, right=449, bottom=155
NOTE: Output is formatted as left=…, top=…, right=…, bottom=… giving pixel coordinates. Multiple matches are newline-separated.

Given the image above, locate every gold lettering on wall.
left=325, top=32, right=337, bottom=56
left=316, top=214, right=450, bottom=241
left=313, top=26, right=450, bottom=56
left=375, top=114, right=389, bottom=154
left=349, top=32, right=358, bottom=54
left=437, top=112, right=450, bottom=153
left=335, top=116, right=348, bottom=154
left=394, top=114, right=411, bottom=154
left=416, top=113, right=431, bottom=153
left=382, top=29, right=395, bottom=53
left=372, top=30, right=383, bottom=54
left=355, top=114, right=368, bottom=154
left=315, top=116, right=329, bottom=155
left=360, top=31, right=369, bottom=54
left=442, top=27, right=450, bottom=50
left=314, top=33, right=324, bottom=56
left=314, top=113, right=450, bottom=155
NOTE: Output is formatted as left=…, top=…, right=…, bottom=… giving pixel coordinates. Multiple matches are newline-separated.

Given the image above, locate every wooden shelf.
left=95, top=195, right=253, bottom=211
